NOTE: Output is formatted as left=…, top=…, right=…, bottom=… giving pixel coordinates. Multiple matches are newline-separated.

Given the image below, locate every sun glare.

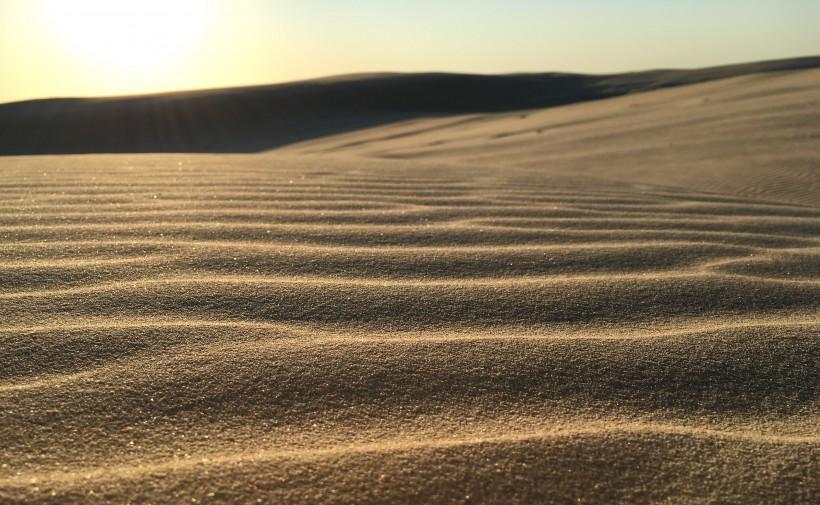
left=41, top=0, right=213, bottom=73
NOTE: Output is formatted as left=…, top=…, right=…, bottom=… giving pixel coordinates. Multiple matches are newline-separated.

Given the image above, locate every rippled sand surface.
left=1, top=69, right=818, bottom=504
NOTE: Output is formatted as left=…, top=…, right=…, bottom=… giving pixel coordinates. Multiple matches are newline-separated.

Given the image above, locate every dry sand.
left=1, top=67, right=819, bottom=504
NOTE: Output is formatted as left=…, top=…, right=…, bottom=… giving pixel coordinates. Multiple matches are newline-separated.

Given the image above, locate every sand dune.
left=1, top=62, right=819, bottom=503
left=286, top=66, right=820, bottom=207
left=1, top=55, right=819, bottom=155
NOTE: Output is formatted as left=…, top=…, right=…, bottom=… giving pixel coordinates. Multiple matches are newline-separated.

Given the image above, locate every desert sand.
left=0, top=61, right=818, bottom=504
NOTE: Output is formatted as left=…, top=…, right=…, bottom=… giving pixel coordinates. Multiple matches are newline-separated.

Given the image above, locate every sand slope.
left=288, top=68, right=820, bottom=207
left=1, top=67, right=819, bottom=504
left=1, top=55, right=819, bottom=155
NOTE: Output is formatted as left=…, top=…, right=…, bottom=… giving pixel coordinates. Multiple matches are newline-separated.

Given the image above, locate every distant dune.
left=0, top=55, right=819, bottom=155
left=286, top=65, right=820, bottom=207
left=0, top=58, right=818, bottom=504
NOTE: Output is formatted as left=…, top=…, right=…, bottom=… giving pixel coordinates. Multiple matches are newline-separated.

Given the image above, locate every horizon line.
left=3, top=52, right=819, bottom=107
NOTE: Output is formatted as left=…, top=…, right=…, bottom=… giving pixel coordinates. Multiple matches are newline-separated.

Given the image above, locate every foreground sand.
left=1, top=70, right=819, bottom=504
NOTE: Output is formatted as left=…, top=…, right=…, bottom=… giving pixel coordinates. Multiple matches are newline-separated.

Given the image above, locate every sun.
left=41, top=0, right=213, bottom=73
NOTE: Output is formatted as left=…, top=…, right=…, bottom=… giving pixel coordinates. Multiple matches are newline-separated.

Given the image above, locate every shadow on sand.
left=1, top=56, right=818, bottom=155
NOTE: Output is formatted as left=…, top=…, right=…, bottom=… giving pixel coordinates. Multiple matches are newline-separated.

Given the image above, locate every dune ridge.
left=1, top=66, right=819, bottom=503
left=1, top=55, right=819, bottom=155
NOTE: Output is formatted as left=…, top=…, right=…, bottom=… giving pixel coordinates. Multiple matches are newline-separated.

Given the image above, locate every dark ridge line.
left=1, top=56, right=818, bottom=155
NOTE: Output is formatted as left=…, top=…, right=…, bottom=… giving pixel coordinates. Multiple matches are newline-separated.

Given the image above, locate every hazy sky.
left=2, top=0, right=819, bottom=103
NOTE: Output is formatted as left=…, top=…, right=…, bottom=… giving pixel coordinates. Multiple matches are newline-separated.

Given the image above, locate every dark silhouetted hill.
left=1, top=55, right=818, bottom=155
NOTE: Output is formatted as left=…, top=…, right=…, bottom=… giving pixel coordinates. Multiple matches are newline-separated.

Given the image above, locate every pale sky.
left=1, top=0, right=819, bottom=104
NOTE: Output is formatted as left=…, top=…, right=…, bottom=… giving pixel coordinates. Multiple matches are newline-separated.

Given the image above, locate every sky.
left=1, top=0, right=819, bottom=104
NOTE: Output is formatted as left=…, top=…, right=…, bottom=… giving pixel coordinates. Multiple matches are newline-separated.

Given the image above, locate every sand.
left=0, top=66, right=818, bottom=504
left=2, top=55, right=819, bottom=156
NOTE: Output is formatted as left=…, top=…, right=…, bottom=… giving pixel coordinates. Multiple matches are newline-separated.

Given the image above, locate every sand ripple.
left=0, top=154, right=818, bottom=504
